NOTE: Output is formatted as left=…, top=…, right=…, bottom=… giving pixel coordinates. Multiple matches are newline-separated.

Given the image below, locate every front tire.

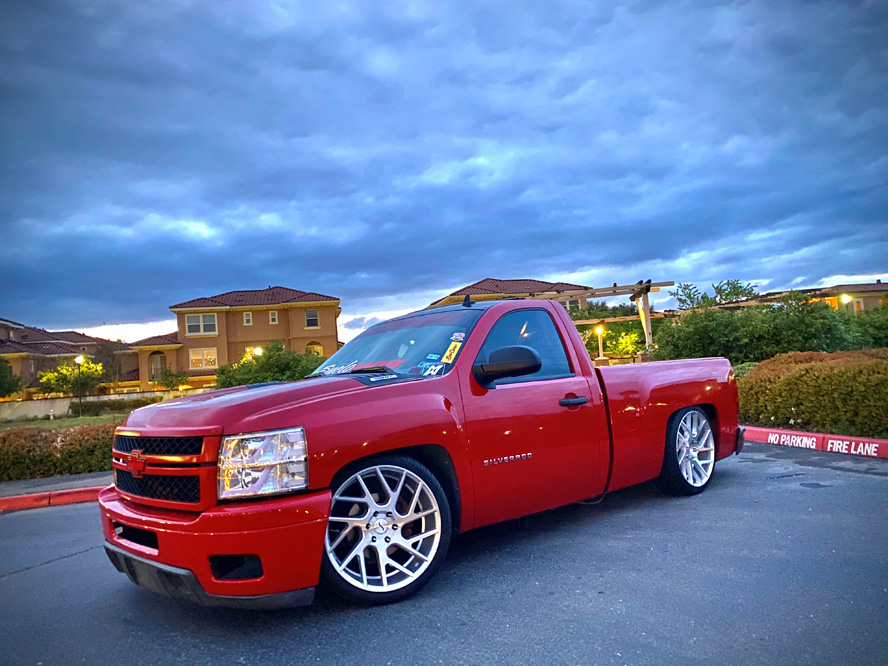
left=658, top=407, right=716, bottom=495
left=321, top=455, right=451, bottom=605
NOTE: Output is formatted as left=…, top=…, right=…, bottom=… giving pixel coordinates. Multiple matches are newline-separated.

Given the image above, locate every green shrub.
left=738, top=348, right=888, bottom=438
left=654, top=299, right=866, bottom=364
left=0, top=423, right=117, bottom=481
left=216, top=341, right=324, bottom=388
left=731, top=362, right=758, bottom=380
left=73, top=396, right=163, bottom=417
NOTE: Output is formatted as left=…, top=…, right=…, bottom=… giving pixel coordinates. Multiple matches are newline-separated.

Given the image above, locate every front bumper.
left=99, top=485, right=331, bottom=606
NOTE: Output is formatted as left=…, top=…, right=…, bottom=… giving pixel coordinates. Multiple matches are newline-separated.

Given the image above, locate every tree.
left=153, top=367, right=191, bottom=390
left=38, top=359, right=104, bottom=396
left=606, top=331, right=644, bottom=357
left=670, top=280, right=758, bottom=310
left=93, top=339, right=124, bottom=387
left=216, top=341, right=325, bottom=388
left=0, top=359, right=23, bottom=398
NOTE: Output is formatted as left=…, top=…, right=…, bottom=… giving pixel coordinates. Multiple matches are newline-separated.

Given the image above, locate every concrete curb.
left=0, top=486, right=104, bottom=514
left=745, top=426, right=888, bottom=460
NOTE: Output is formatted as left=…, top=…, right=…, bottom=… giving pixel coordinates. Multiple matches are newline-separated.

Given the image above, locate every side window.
left=477, top=309, right=572, bottom=384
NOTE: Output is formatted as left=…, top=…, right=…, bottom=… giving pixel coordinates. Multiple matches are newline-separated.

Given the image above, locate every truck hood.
left=123, top=376, right=370, bottom=433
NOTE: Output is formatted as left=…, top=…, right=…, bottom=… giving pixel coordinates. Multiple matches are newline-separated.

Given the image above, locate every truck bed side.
left=596, top=358, right=739, bottom=492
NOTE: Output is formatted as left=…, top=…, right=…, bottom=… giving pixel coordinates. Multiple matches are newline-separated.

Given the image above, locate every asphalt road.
left=1, top=443, right=886, bottom=666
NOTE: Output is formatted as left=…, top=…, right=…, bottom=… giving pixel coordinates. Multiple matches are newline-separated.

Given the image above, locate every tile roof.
left=131, top=332, right=181, bottom=347
left=818, top=282, right=887, bottom=294
left=0, top=341, right=34, bottom=355
left=14, top=342, right=81, bottom=356
left=119, top=368, right=141, bottom=382
left=171, top=286, right=339, bottom=309
left=48, top=330, right=107, bottom=344
left=0, top=317, right=25, bottom=327
left=447, top=278, right=593, bottom=297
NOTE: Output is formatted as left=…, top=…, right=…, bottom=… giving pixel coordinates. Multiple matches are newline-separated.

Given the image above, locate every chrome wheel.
left=676, top=409, right=715, bottom=487
left=325, top=464, right=443, bottom=593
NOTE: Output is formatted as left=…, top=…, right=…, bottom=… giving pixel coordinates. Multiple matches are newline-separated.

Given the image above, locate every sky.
left=1, top=0, right=886, bottom=343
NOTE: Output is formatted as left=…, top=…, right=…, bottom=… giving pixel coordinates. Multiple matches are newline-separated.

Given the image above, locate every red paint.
left=745, top=426, right=888, bottom=459
left=99, top=299, right=741, bottom=602
left=0, top=486, right=104, bottom=513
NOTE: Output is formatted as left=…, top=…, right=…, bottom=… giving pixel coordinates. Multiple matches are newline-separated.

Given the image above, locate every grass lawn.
left=0, top=413, right=127, bottom=431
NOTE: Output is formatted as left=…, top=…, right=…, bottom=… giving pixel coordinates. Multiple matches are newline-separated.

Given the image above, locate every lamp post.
left=74, top=355, right=84, bottom=417
left=593, top=326, right=609, bottom=367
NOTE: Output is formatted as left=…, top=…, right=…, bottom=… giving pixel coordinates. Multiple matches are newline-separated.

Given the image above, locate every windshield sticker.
left=398, top=344, right=409, bottom=358
left=441, top=342, right=462, bottom=364
left=321, top=360, right=406, bottom=375
left=422, top=364, right=444, bottom=377
left=368, top=374, right=399, bottom=382
left=426, top=353, right=441, bottom=361
left=451, top=332, right=465, bottom=342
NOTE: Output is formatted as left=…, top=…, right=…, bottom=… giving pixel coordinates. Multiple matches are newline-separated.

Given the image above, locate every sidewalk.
left=0, top=471, right=111, bottom=513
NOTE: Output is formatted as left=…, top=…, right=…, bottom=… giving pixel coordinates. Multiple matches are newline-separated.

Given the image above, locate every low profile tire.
left=658, top=407, right=716, bottom=496
left=320, top=455, right=451, bottom=605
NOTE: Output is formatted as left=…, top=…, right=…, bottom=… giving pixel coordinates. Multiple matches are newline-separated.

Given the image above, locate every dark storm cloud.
left=1, top=0, right=886, bottom=327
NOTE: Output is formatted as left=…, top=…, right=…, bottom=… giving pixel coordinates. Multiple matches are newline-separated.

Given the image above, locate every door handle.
left=559, top=396, right=588, bottom=407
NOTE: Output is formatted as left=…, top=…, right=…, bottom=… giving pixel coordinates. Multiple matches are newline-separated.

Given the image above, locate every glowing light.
left=253, top=347, right=263, bottom=357
left=594, top=326, right=604, bottom=336
left=74, top=355, right=84, bottom=365
left=840, top=294, right=853, bottom=304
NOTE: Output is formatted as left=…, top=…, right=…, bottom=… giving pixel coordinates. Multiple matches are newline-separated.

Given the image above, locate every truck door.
left=461, top=308, right=607, bottom=528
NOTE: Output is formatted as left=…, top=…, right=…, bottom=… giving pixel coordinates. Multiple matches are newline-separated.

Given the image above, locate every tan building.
left=129, top=286, right=341, bottom=392
left=725, top=280, right=888, bottom=312
left=429, top=277, right=597, bottom=309
left=0, top=317, right=139, bottom=399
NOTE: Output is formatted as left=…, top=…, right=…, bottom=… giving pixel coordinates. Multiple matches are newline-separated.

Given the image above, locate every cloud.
left=1, top=0, right=885, bottom=331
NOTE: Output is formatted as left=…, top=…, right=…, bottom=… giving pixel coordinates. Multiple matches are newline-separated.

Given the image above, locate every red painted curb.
left=0, top=486, right=104, bottom=513
left=49, top=487, right=102, bottom=506
left=745, top=426, right=888, bottom=460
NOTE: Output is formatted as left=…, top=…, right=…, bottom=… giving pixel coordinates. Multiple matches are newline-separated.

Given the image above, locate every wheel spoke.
left=329, top=525, right=355, bottom=550
left=377, top=547, right=389, bottom=588
left=397, top=542, right=430, bottom=562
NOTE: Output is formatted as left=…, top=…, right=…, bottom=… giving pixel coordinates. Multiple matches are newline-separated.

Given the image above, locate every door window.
left=477, top=309, right=572, bottom=384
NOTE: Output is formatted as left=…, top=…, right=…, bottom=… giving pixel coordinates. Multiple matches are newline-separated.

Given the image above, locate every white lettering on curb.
left=826, top=439, right=879, bottom=457
left=778, top=433, right=817, bottom=449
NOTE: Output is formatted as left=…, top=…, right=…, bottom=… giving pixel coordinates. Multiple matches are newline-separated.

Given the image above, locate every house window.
left=269, top=311, right=279, bottom=325
left=305, top=342, right=324, bottom=357
left=568, top=300, right=580, bottom=310
left=148, top=352, right=167, bottom=381
left=244, top=312, right=253, bottom=326
left=305, top=309, right=319, bottom=328
left=854, top=299, right=864, bottom=312
left=189, top=348, right=218, bottom=369
left=186, top=313, right=217, bottom=335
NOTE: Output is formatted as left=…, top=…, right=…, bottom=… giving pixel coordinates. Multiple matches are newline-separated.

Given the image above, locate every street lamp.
left=840, top=294, right=852, bottom=305
left=252, top=347, right=263, bottom=357
left=74, top=355, right=84, bottom=417
left=593, top=326, right=609, bottom=367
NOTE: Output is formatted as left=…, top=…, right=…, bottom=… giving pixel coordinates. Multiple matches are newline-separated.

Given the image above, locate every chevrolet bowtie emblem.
left=126, top=450, right=148, bottom=478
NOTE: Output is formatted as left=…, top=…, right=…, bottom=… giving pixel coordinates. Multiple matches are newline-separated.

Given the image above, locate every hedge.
left=72, top=396, right=162, bottom=417
left=0, top=423, right=118, bottom=481
left=738, top=348, right=888, bottom=438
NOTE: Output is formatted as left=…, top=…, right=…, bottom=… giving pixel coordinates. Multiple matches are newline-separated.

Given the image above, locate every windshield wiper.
left=347, top=366, right=398, bottom=375
left=306, top=366, right=398, bottom=379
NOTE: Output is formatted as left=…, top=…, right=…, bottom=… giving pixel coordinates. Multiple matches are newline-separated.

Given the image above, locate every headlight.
left=218, top=427, right=308, bottom=500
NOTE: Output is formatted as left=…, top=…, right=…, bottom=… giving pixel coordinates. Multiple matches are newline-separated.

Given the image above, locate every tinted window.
left=477, top=309, right=572, bottom=384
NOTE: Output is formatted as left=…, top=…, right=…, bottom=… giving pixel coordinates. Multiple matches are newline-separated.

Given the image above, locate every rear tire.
left=320, top=455, right=451, bottom=605
left=658, top=407, right=716, bottom=496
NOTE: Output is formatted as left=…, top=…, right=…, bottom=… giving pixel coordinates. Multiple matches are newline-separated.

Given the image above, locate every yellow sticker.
left=441, top=341, right=462, bottom=364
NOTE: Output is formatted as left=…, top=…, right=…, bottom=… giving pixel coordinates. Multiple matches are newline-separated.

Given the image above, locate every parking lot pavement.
left=1, top=443, right=886, bottom=666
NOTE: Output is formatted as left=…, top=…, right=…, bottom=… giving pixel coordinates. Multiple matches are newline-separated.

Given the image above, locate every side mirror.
left=473, top=346, right=542, bottom=388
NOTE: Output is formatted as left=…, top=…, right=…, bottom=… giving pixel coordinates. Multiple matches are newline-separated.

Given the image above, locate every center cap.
left=373, top=518, right=389, bottom=534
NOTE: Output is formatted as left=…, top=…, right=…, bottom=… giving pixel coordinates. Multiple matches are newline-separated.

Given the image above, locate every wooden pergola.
left=571, top=280, right=674, bottom=349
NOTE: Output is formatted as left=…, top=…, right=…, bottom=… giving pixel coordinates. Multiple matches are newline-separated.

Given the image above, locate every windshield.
left=313, top=309, right=482, bottom=378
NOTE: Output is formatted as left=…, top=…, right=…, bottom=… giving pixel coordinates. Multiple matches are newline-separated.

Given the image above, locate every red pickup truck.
left=100, top=298, right=743, bottom=608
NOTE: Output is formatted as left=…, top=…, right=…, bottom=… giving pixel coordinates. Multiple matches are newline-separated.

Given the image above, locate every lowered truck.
left=100, top=298, right=743, bottom=607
